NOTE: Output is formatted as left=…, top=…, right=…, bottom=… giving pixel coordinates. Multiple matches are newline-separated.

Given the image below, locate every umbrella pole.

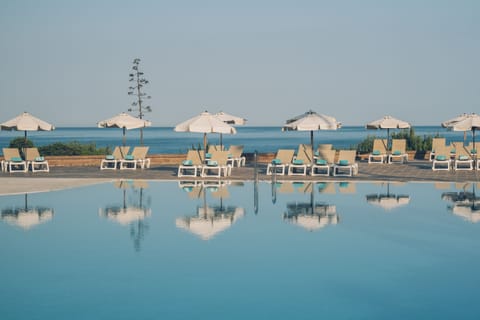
left=122, top=127, right=126, bottom=147
left=203, top=133, right=207, bottom=152
left=220, top=133, right=223, bottom=150
left=310, top=130, right=314, bottom=164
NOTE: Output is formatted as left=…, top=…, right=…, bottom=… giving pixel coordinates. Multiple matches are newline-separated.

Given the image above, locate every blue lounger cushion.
left=125, top=155, right=135, bottom=160
left=339, top=160, right=349, bottom=166
left=207, top=160, right=218, bottom=166
left=372, top=150, right=381, bottom=155
left=436, top=155, right=447, bottom=161
left=393, top=150, right=402, bottom=155
left=316, top=159, right=327, bottom=165
left=105, top=155, right=115, bottom=160
left=11, top=157, right=23, bottom=162
left=182, top=160, right=193, bottom=166
left=292, top=159, right=304, bottom=165
left=34, top=156, right=45, bottom=162
left=271, top=158, right=282, bottom=165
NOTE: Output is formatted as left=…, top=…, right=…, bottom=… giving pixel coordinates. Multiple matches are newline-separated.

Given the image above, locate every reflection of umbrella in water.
left=1, top=193, right=54, bottom=230
left=283, top=182, right=338, bottom=231
left=176, top=182, right=244, bottom=240
left=366, top=182, right=410, bottom=211
left=99, top=180, right=151, bottom=251
left=442, top=183, right=480, bottom=223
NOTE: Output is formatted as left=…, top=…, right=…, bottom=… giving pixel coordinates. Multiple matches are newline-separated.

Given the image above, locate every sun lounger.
left=100, top=146, right=130, bottom=170
left=226, top=145, right=246, bottom=167
left=266, top=149, right=295, bottom=175
left=178, top=149, right=204, bottom=177
left=333, top=150, right=358, bottom=177
left=201, top=150, right=231, bottom=177
left=429, top=138, right=446, bottom=161
left=368, top=139, right=388, bottom=164
left=311, top=149, right=336, bottom=176
left=119, top=146, right=150, bottom=170
left=24, top=147, right=49, bottom=172
left=2, top=148, right=27, bottom=173
left=288, top=144, right=313, bottom=176
left=432, top=144, right=451, bottom=171
left=449, top=142, right=463, bottom=161
left=453, top=145, right=474, bottom=171
left=388, top=139, right=408, bottom=164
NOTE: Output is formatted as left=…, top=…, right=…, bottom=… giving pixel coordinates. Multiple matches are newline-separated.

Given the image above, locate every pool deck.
left=1, top=159, right=479, bottom=195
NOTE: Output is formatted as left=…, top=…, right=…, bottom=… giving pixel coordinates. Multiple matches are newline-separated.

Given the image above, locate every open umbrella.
left=442, top=113, right=480, bottom=159
left=214, top=111, right=246, bottom=148
left=1, top=112, right=55, bottom=145
left=283, top=110, right=341, bottom=164
left=174, top=111, right=236, bottom=152
left=98, top=112, right=152, bottom=146
left=366, top=115, right=410, bottom=147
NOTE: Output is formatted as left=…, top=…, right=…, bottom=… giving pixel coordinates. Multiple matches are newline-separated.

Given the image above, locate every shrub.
left=38, top=141, right=110, bottom=156
left=9, top=137, right=34, bottom=149
left=356, top=128, right=437, bottom=153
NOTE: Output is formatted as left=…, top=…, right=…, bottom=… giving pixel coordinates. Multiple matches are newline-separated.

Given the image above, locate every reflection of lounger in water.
left=318, top=182, right=335, bottom=194
left=338, top=182, right=356, bottom=194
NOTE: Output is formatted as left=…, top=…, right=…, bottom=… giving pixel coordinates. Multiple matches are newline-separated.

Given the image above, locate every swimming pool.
left=1, top=180, right=480, bottom=319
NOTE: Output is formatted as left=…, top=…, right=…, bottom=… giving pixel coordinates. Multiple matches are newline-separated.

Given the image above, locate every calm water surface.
left=1, top=181, right=480, bottom=319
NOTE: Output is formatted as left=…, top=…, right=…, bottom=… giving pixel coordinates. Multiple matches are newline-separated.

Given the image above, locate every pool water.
left=1, top=180, right=480, bottom=319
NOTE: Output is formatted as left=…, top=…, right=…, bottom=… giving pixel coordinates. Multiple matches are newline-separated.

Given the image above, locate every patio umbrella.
left=174, top=111, right=236, bottom=152
left=1, top=194, right=54, bottom=230
left=98, top=112, right=152, bottom=146
left=282, top=110, right=341, bottom=164
left=366, top=115, right=411, bottom=147
left=1, top=112, right=55, bottom=145
left=214, top=111, right=247, bottom=148
left=442, top=113, right=480, bottom=154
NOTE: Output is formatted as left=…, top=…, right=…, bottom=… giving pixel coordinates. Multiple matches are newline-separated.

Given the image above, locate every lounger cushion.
left=271, top=159, right=282, bottom=165
left=393, top=150, right=401, bottom=155
left=11, top=157, right=23, bottom=162
left=316, top=159, right=327, bottom=165
left=372, top=150, right=381, bottom=155
left=182, top=160, right=193, bottom=166
left=205, top=153, right=212, bottom=159
left=436, top=155, right=447, bottom=161
left=34, top=156, right=45, bottom=161
left=105, top=155, right=115, bottom=160
left=459, top=155, right=469, bottom=161
left=292, top=159, right=304, bottom=165
left=339, top=160, right=349, bottom=166
left=125, top=155, right=135, bottom=160
left=207, top=160, right=218, bottom=166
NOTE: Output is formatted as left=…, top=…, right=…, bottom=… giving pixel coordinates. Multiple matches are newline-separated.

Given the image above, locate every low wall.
left=0, top=151, right=430, bottom=167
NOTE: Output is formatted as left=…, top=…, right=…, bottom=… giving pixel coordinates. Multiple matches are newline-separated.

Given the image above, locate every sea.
left=0, top=126, right=472, bottom=154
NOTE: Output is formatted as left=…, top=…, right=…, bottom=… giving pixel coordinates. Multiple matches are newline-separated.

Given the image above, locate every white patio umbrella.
left=283, top=110, right=341, bottom=164
left=214, top=111, right=246, bottom=148
left=442, top=113, right=480, bottom=153
left=366, top=115, right=411, bottom=147
left=98, top=112, right=152, bottom=146
left=1, top=112, right=55, bottom=144
left=174, top=111, right=237, bottom=151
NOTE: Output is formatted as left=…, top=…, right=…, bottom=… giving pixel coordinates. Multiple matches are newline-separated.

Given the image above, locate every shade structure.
left=442, top=113, right=480, bottom=154
left=98, top=112, right=152, bottom=146
left=283, top=110, right=341, bottom=164
left=366, top=115, right=411, bottom=147
left=174, top=111, right=236, bottom=151
left=1, top=112, right=55, bottom=143
left=214, top=111, right=246, bottom=148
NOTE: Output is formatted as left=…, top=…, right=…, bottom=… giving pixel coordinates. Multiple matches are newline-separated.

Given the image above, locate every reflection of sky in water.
left=1, top=181, right=480, bottom=319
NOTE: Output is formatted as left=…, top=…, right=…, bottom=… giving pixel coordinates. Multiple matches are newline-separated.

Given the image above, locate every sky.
left=0, top=0, right=479, bottom=127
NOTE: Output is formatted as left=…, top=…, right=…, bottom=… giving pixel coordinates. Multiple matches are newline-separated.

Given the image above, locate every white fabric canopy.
left=98, top=112, right=152, bottom=146
left=1, top=112, right=55, bottom=132
left=215, top=111, right=247, bottom=125
left=366, top=115, right=411, bottom=130
left=283, top=111, right=341, bottom=131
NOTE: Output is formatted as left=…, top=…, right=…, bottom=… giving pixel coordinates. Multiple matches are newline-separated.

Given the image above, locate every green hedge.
left=8, top=137, right=111, bottom=156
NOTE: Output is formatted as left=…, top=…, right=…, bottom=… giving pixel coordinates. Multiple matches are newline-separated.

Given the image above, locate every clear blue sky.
left=1, top=0, right=478, bottom=126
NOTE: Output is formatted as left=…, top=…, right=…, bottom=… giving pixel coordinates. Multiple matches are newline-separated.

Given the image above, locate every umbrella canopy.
left=174, top=111, right=236, bottom=151
left=98, top=112, right=152, bottom=146
left=214, top=111, right=246, bottom=125
left=1, top=112, right=55, bottom=143
left=442, top=113, right=480, bottom=152
left=366, top=115, right=411, bottom=146
left=214, top=111, right=246, bottom=148
left=283, top=110, right=341, bottom=164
